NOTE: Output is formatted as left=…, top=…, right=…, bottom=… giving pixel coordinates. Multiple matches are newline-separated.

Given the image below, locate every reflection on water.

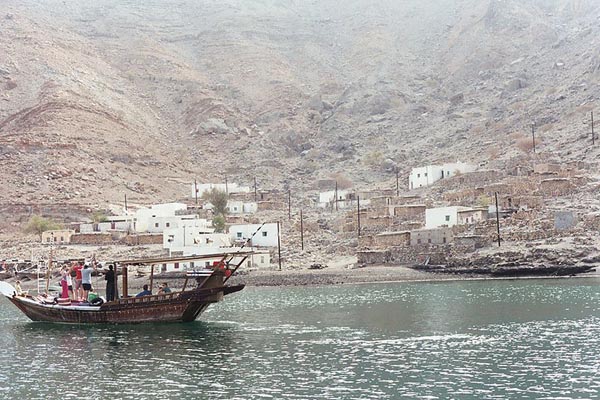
left=0, top=278, right=599, bottom=399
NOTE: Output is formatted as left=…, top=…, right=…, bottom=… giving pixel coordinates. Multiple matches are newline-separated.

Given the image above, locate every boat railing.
left=115, top=292, right=181, bottom=305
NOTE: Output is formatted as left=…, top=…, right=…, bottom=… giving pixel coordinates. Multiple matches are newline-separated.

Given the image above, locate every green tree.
left=90, top=211, right=108, bottom=223
left=203, top=188, right=229, bottom=216
left=212, top=214, right=226, bottom=233
left=24, top=215, right=62, bottom=238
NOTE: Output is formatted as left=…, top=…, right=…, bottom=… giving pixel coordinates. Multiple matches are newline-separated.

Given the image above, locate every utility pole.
left=494, top=192, right=501, bottom=247
left=357, top=196, right=361, bottom=237
left=124, top=194, right=128, bottom=212
left=592, top=111, right=595, bottom=145
left=334, top=181, right=338, bottom=211
left=277, top=221, right=282, bottom=271
left=531, top=123, right=536, bottom=153
left=194, top=179, right=198, bottom=205
left=300, top=209, right=304, bottom=251
left=288, top=190, right=291, bottom=220
left=396, top=168, right=399, bottom=197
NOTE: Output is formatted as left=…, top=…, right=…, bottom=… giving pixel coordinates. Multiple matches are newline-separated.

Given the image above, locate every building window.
left=443, top=237, right=447, bottom=244
left=417, top=173, right=420, bottom=178
left=166, top=222, right=170, bottom=227
left=60, top=237, right=64, bottom=242
left=237, top=232, right=242, bottom=238
left=445, top=215, right=450, bottom=222
left=424, top=172, right=428, bottom=177
left=428, top=239, right=431, bottom=244
left=174, top=263, right=179, bottom=269
left=47, top=237, right=51, bottom=243
left=262, top=232, right=268, bottom=237
left=190, top=262, right=195, bottom=268
left=261, top=256, right=265, bottom=264
left=247, top=261, right=251, bottom=267
left=155, top=223, right=159, bottom=228
left=205, top=261, right=211, bottom=267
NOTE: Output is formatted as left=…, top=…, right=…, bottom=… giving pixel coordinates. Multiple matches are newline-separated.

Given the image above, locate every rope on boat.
left=220, top=222, right=266, bottom=284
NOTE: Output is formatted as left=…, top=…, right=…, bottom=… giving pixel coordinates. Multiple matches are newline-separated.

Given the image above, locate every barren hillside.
left=1, top=0, right=599, bottom=211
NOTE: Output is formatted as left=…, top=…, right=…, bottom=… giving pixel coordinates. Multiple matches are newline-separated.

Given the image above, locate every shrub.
left=24, top=215, right=62, bottom=238
left=203, top=188, right=228, bottom=216
left=212, top=214, right=226, bottom=233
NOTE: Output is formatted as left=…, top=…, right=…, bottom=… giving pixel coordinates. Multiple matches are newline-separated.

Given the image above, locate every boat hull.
left=6, top=285, right=244, bottom=324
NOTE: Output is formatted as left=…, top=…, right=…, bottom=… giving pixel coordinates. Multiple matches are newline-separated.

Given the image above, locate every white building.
left=80, top=203, right=210, bottom=234
left=409, top=162, right=477, bottom=190
left=226, top=200, right=258, bottom=214
left=139, top=250, right=271, bottom=274
left=425, top=206, right=488, bottom=229
left=229, top=223, right=279, bottom=247
left=79, top=215, right=134, bottom=233
left=133, top=203, right=188, bottom=232
left=191, top=182, right=251, bottom=198
left=318, top=190, right=360, bottom=209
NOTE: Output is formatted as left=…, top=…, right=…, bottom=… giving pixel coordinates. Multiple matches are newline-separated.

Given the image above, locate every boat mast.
left=45, top=246, right=53, bottom=295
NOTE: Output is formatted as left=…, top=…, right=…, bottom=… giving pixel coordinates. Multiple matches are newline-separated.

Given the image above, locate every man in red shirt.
left=72, top=261, right=84, bottom=301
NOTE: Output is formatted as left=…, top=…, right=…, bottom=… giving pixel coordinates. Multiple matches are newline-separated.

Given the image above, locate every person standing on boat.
left=66, top=271, right=74, bottom=300
left=72, top=261, right=84, bottom=301
left=105, top=265, right=115, bottom=302
left=60, top=267, right=69, bottom=299
left=81, top=264, right=93, bottom=302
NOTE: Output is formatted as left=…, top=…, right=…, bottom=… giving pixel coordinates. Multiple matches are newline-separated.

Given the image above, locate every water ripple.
left=0, top=278, right=599, bottom=399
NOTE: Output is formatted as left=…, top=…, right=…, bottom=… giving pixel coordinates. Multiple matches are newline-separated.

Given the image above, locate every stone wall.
left=70, top=233, right=114, bottom=245
left=257, top=201, right=286, bottom=211
left=357, top=245, right=454, bottom=265
left=373, top=231, right=411, bottom=247
left=121, top=234, right=163, bottom=245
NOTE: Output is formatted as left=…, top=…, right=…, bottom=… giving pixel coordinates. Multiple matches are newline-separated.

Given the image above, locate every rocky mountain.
left=1, top=0, right=599, bottom=214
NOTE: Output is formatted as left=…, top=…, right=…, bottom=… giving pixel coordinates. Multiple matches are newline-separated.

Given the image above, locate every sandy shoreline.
left=9, top=263, right=600, bottom=296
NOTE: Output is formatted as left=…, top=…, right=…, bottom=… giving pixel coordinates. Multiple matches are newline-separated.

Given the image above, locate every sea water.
left=0, top=278, right=599, bottom=399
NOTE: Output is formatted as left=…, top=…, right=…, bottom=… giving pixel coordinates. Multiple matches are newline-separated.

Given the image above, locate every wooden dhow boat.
left=0, top=251, right=251, bottom=324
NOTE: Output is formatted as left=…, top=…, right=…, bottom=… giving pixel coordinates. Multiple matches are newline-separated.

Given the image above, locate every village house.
left=79, top=203, right=212, bottom=235
left=390, top=204, right=427, bottom=219
left=229, top=223, right=279, bottom=247
left=149, top=250, right=272, bottom=273
left=410, top=227, right=454, bottom=246
left=372, top=231, right=411, bottom=247
left=318, top=189, right=351, bottom=209
left=425, top=206, right=487, bottom=229
left=409, top=162, right=477, bottom=190
left=41, top=229, right=75, bottom=244
left=226, top=200, right=258, bottom=214
left=130, top=203, right=210, bottom=234
left=79, top=215, right=134, bottom=233
left=163, top=227, right=218, bottom=253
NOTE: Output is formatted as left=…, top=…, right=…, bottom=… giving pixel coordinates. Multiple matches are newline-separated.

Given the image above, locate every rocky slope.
left=1, top=0, right=599, bottom=220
